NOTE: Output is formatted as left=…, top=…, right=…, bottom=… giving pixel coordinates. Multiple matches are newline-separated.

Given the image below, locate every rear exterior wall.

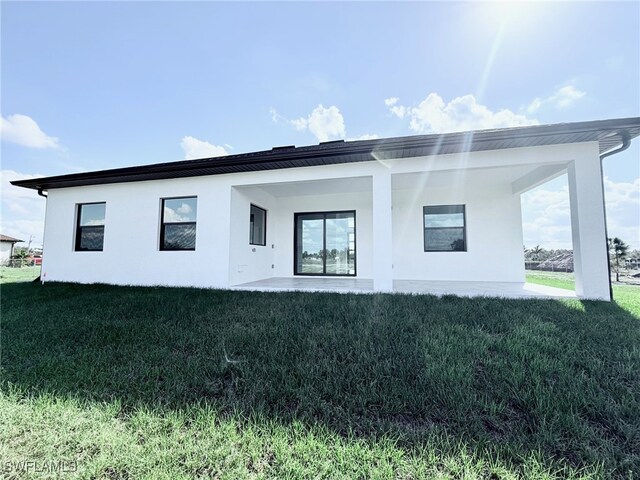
left=392, top=184, right=525, bottom=282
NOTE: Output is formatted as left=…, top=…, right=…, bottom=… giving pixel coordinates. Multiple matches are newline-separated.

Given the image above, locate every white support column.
left=372, top=170, right=393, bottom=292
left=567, top=149, right=611, bottom=301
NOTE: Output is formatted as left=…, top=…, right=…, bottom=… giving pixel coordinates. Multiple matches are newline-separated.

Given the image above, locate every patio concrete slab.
left=231, top=277, right=577, bottom=299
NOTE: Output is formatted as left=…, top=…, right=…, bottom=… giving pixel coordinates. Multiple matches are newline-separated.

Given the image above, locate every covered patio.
left=223, top=131, right=618, bottom=301
left=231, top=277, right=577, bottom=299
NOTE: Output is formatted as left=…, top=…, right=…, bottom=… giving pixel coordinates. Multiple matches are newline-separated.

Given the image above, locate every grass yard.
left=0, top=265, right=41, bottom=284
left=526, top=271, right=577, bottom=291
left=1, top=279, right=639, bottom=479
left=526, top=270, right=640, bottom=312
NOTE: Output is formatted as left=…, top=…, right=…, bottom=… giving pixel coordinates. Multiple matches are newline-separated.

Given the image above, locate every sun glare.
left=490, top=1, right=540, bottom=28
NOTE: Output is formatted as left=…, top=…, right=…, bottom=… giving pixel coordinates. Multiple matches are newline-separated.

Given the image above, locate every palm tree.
left=608, top=237, right=629, bottom=282
left=530, top=245, right=543, bottom=261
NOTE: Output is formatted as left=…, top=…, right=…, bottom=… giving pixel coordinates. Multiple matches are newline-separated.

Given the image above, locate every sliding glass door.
left=296, top=213, right=325, bottom=274
left=325, top=212, right=356, bottom=275
left=294, top=211, right=356, bottom=276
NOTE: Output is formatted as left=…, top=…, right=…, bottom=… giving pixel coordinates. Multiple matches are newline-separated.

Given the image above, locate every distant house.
left=537, top=253, right=574, bottom=273
left=0, top=234, right=23, bottom=266
left=11, top=117, right=640, bottom=300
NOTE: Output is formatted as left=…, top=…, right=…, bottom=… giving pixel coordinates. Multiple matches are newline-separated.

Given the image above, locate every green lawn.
left=0, top=265, right=41, bottom=284
left=527, top=270, right=640, bottom=313
left=526, top=270, right=577, bottom=291
left=1, top=280, right=639, bottom=479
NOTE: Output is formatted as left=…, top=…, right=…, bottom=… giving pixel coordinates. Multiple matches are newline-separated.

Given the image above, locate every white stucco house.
left=0, top=234, right=23, bottom=266
left=12, top=118, right=640, bottom=301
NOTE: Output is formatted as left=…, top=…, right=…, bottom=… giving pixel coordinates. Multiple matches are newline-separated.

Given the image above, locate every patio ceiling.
left=245, top=176, right=372, bottom=198
left=239, top=162, right=564, bottom=197
left=392, top=163, right=562, bottom=190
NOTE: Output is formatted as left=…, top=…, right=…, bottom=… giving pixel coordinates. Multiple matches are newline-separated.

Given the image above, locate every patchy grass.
left=1, top=282, right=639, bottom=479
left=0, top=265, right=41, bottom=284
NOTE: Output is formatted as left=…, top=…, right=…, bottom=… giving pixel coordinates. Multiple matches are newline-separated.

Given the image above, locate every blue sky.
left=2, top=1, right=639, bottom=250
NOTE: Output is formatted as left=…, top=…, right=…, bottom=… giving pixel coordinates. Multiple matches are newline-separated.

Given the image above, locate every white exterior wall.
left=40, top=161, right=376, bottom=287
left=42, top=178, right=232, bottom=288
left=228, top=186, right=277, bottom=286
left=271, top=191, right=374, bottom=279
left=0, top=242, right=13, bottom=265
left=37, top=142, right=606, bottom=297
left=392, top=183, right=525, bottom=282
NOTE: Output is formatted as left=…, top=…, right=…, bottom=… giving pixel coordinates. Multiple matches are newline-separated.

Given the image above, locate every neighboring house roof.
left=11, top=117, right=640, bottom=191
left=0, top=234, right=23, bottom=243
left=538, top=253, right=574, bottom=270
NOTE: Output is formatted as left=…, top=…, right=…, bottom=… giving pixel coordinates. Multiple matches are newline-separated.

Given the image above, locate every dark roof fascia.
left=11, top=117, right=640, bottom=191
left=0, top=235, right=23, bottom=243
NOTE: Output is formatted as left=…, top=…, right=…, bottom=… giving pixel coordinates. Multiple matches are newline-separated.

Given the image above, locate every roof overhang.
left=11, top=117, right=640, bottom=191
left=0, top=237, right=23, bottom=243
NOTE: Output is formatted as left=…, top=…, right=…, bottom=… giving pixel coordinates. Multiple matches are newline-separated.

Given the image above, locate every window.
left=75, top=203, right=106, bottom=251
left=423, top=205, right=466, bottom=252
left=249, top=204, right=267, bottom=246
left=160, top=197, right=197, bottom=250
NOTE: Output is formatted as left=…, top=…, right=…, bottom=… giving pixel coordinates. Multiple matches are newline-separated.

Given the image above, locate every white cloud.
left=290, top=117, right=308, bottom=131
left=522, top=184, right=572, bottom=249
left=521, top=176, right=640, bottom=249
left=603, top=176, right=640, bottom=248
left=550, top=86, right=585, bottom=107
left=387, top=93, right=538, bottom=134
left=302, top=105, right=346, bottom=142
left=387, top=87, right=585, bottom=134
left=163, top=200, right=197, bottom=222
left=526, top=98, right=542, bottom=114
left=0, top=170, right=44, bottom=201
left=269, top=107, right=285, bottom=123
left=0, top=170, right=46, bottom=247
left=1, top=114, right=60, bottom=149
left=390, top=105, right=407, bottom=119
left=384, top=97, right=406, bottom=118
left=1, top=219, right=45, bottom=249
left=8, top=202, right=30, bottom=216
left=526, top=85, right=586, bottom=113
left=176, top=203, right=192, bottom=215
left=180, top=136, right=228, bottom=160
left=272, top=104, right=347, bottom=143
left=163, top=206, right=189, bottom=223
